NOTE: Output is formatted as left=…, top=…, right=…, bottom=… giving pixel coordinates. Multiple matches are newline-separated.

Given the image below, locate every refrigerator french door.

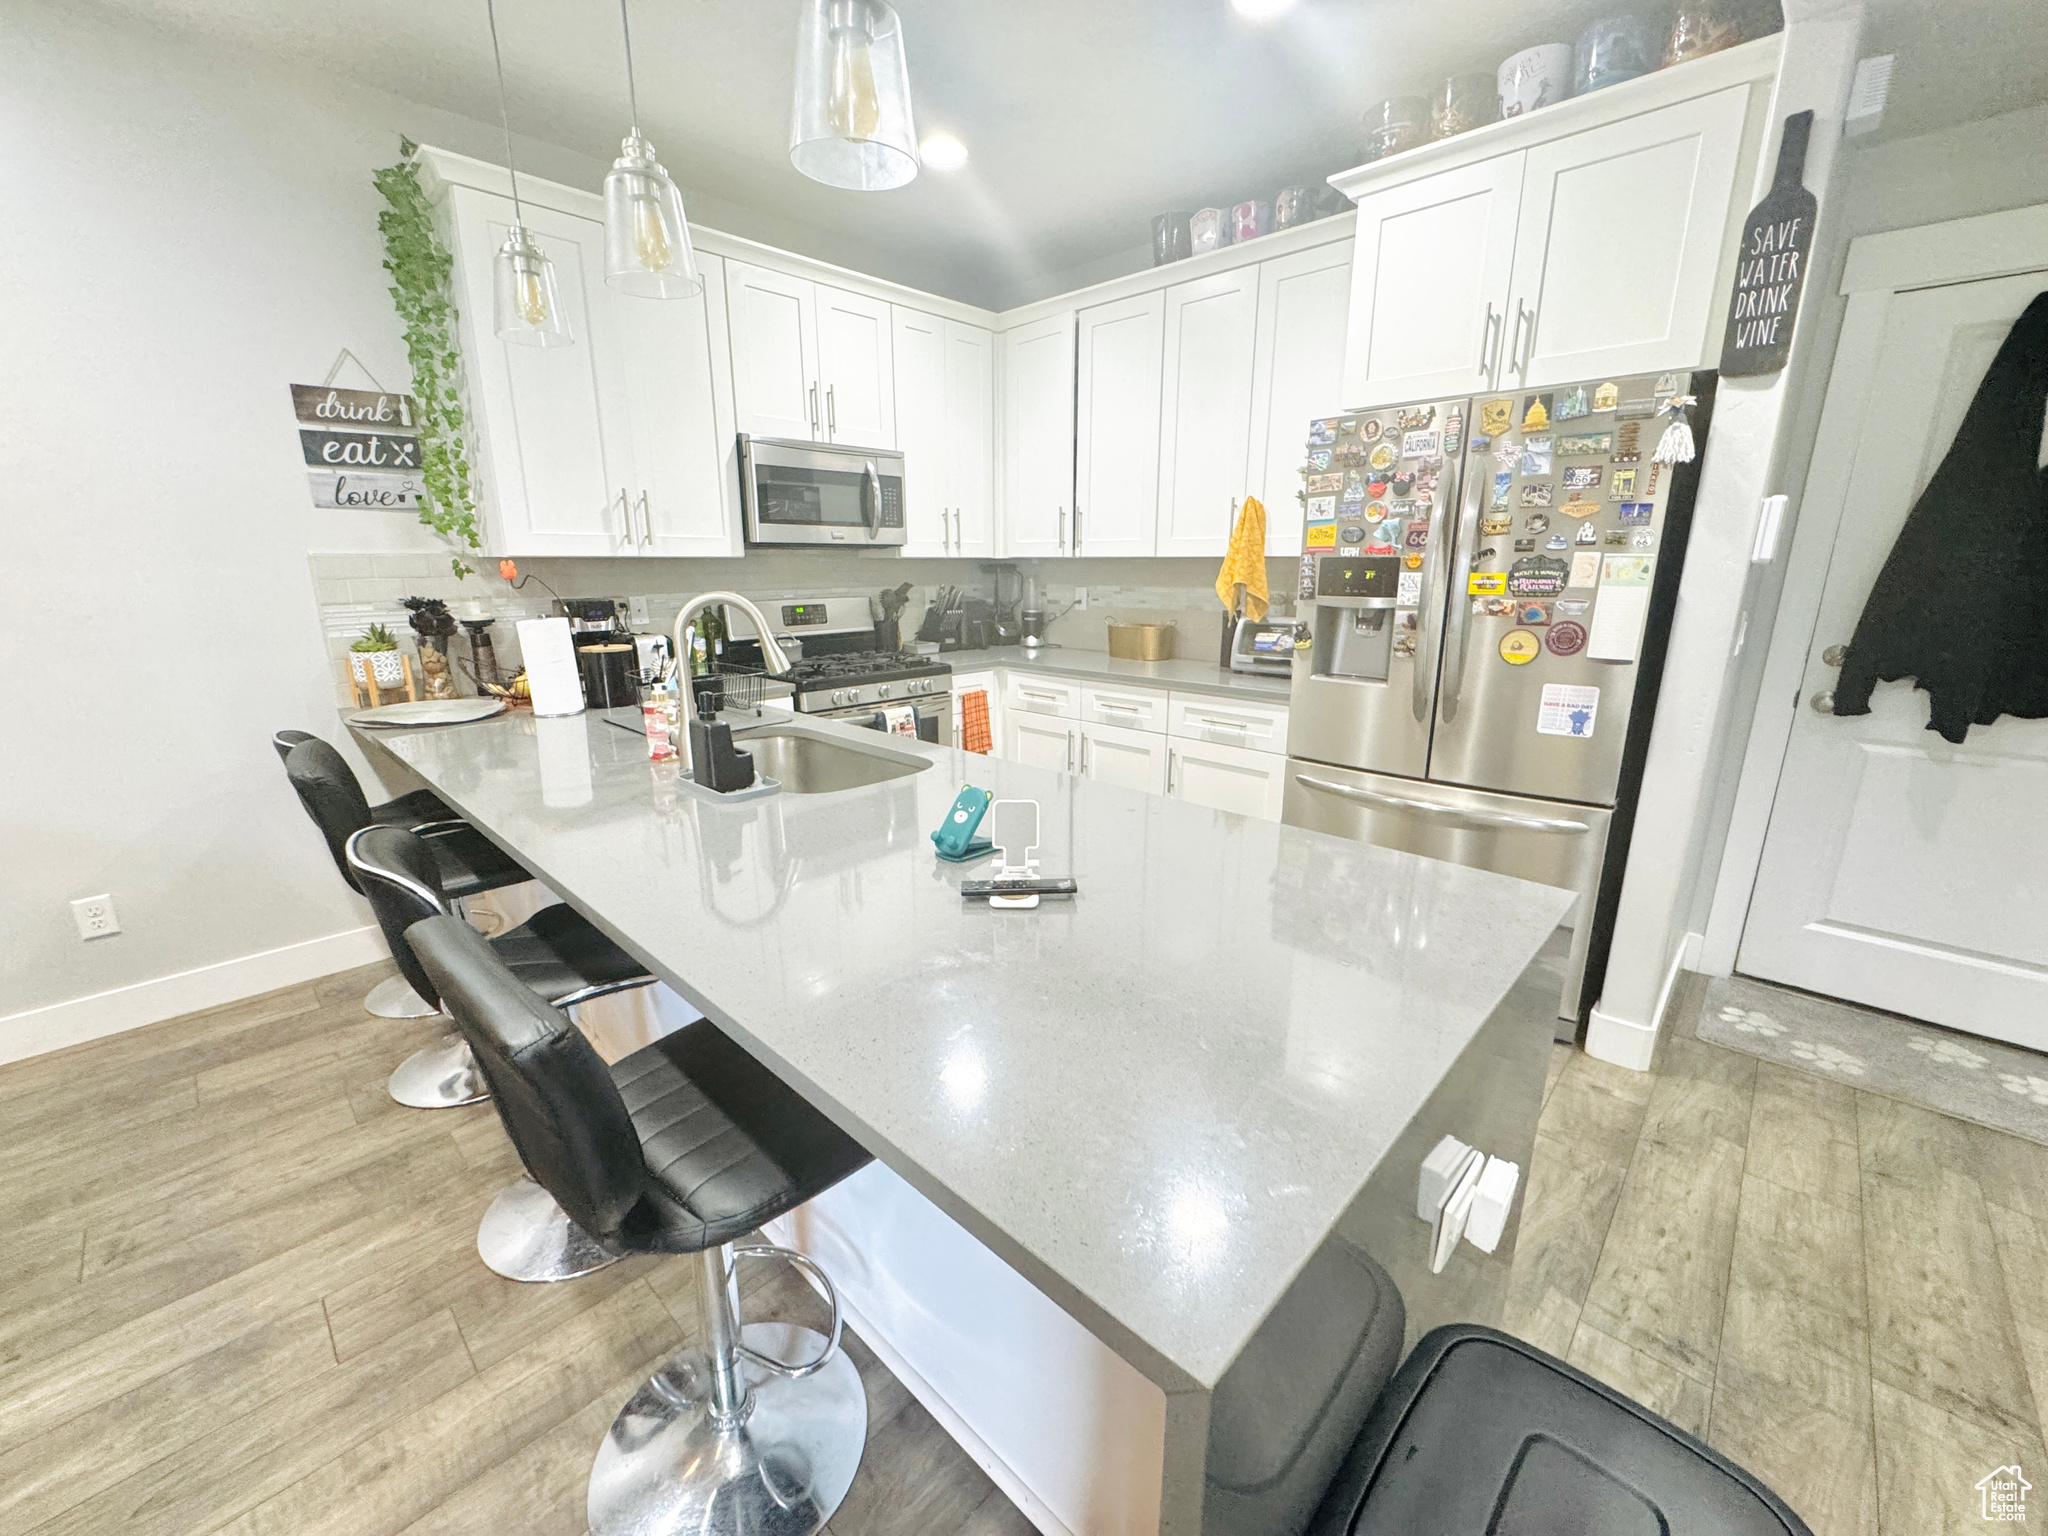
left=1282, top=372, right=1716, bottom=1033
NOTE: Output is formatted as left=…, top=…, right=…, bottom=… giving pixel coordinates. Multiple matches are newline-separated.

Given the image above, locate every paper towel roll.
left=517, top=617, right=586, bottom=717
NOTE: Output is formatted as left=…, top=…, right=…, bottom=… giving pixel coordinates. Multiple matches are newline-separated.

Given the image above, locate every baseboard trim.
left=0, top=925, right=388, bottom=1067
left=1586, top=931, right=1702, bottom=1073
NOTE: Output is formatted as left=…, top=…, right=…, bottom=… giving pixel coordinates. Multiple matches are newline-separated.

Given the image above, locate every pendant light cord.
left=619, top=0, right=641, bottom=132
left=484, top=0, right=526, bottom=223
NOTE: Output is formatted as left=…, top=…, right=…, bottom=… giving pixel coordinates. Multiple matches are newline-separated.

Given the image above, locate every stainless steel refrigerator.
left=1280, top=372, right=1717, bottom=1035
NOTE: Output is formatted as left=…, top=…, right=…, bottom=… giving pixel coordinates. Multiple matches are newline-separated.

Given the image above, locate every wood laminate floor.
left=3, top=963, right=2040, bottom=1534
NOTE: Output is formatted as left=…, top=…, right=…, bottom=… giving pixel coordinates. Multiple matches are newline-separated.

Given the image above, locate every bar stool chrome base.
left=365, top=974, right=438, bottom=1019
left=588, top=1322, right=866, bottom=1536
left=387, top=1033, right=488, bottom=1109
left=477, top=1177, right=623, bottom=1283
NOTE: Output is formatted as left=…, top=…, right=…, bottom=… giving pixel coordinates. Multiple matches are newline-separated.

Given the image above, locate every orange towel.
left=961, top=688, right=993, bottom=754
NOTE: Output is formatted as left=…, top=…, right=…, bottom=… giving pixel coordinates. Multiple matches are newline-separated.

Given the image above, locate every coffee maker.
left=555, top=597, right=639, bottom=710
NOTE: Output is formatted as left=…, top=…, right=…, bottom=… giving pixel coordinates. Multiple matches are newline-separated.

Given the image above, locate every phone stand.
left=986, top=799, right=1041, bottom=909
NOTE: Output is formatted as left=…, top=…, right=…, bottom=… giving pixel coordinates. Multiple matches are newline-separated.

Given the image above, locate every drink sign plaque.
left=1721, top=112, right=1817, bottom=377
left=289, top=382, right=424, bottom=512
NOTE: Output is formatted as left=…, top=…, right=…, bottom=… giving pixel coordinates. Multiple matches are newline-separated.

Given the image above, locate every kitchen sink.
left=732, top=723, right=930, bottom=794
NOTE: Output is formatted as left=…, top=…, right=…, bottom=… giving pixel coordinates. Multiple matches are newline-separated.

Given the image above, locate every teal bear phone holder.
left=931, top=784, right=995, bottom=862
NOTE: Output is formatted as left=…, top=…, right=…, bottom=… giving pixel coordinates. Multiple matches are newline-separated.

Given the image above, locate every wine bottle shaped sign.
left=1721, top=111, right=1817, bottom=376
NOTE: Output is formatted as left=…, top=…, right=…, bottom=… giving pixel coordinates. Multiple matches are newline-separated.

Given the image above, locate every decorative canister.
left=1189, top=207, right=1232, bottom=256
left=1273, top=186, right=1314, bottom=228
left=1230, top=200, right=1273, bottom=243
left=1428, top=73, right=1499, bottom=139
left=1361, top=97, right=1427, bottom=160
left=1107, top=621, right=1176, bottom=661
left=1573, top=13, right=1660, bottom=94
left=1664, top=2, right=1746, bottom=66
left=1151, top=211, right=1192, bottom=265
left=1497, top=43, right=1573, bottom=118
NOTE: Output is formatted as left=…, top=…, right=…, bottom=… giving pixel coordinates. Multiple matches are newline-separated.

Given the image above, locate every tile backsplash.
left=310, top=550, right=1299, bottom=703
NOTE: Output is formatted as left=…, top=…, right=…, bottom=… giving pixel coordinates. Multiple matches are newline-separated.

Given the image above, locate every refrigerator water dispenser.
left=1311, top=556, right=1398, bottom=683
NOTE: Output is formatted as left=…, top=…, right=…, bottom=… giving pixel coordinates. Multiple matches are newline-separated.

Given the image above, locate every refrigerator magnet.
left=1361, top=418, right=1383, bottom=441
left=1593, top=381, right=1620, bottom=412
left=1306, top=523, right=1337, bottom=550
left=1308, top=496, right=1336, bottom=517
left=1369, top=443, right=1397, bottom=470
left=1397, top=571, right=1423, bottom=604
left=1514, top=538, right=1537, bottom=552
left=1603, top=530, right=1629, bottom=546
left=1401, top=429, right=1441, bottom=459
left=1482, top=514, right=1512, bottom=535
left=1562, top=465, right=1602, bottom=490
left=1557, top=432, right=1612, bottom=456
left=1522, top=394, right=1553, bottom=430
left=1546, top=620, right=1589, bottom=656
left=1576, top=522, right=1600, bottom=544
left=1309, top=419, right=1338, bottom=445
left=1404, top=522, right=1431, bottom=549
left=1517, top=602, right=1553, bottom=626
left=1499, top=629, right=1541, bottom=665
left=1396, top=405, right=1437, bottom=432
left=1490, top=472, right=1512, bottom=510
left=1610, top=468, right=1638, bottom=498
left=1546, top=534, right=1569, bottom=550
left=1618, top=501, right=1653, bottom=524
left=1479, top=398, right=1513, bottom=436
left=1520, top=482, right=1554, bottom=507
left=1405, top=553, right=1424, bottom=569
left=1393, top=633, right=1418, bottom=658
left=1568, top=552, right=1601, bottom=587
left=1556, top=599, right=1591, bottom=617
left=1468, top=572, right=1507, bottom=596
left=1554, top=384, right=1590, bottom=421
left=1520, top=437, right=1554, bottom=474
left=1631, top=529, right=1657, bottom=549
left=1308, top=448, right=1332, bottom=470
left=1307, top=472, right=1342, bottom=493
left=1537, top=683, right=1600, bottom=737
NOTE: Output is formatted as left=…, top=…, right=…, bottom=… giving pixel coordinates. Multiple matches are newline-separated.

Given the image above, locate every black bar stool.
left=278, top=732, right=526, bottom=1018
left=408, top=914, right=874, bottom=1536
left=347, top=826, right=656, bottom=1134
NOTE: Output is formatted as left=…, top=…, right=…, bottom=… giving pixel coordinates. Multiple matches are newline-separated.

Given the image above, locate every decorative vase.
left=416, top=636, right=458, bottom=700
left=1151, top=211, right=1193, bottom=265
left=1429, top=74, right=1499, bottom=139
left=1574, top=14, right=1660, bottom=95
left=1189, top=207, right=1232, bottom=255
left=349, top=650, right=405, bottom=688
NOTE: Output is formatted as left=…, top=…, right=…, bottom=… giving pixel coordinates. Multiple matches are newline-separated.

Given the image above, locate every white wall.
left=0, top=1, right=615, bottom=1042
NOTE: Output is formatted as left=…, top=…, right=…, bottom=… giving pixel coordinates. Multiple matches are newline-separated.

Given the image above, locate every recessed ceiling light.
left=1231, top=0, right=1297, bottom=18
left=920, top=131, right=968, bottom=170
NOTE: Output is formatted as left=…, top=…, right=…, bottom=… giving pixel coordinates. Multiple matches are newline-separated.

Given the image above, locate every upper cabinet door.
left=1341, top=155, right=1524, bottom=409
left=816, top=284, right=895, bottom=449
left=446, top=188, right=637, bottom=557
left=1505, top=86, right=1750, bottom=388
left=890, top=305, right=949, bottom=556
left=944, top=320, right=996, bottom=557
left=618, top=255, right=743, bottom=558
left=726, top=260, right=819, bottom=441
left=1156, top=270, right=1261, bottom=559
left=1247, top=241, right=1354, bottom=559
left=1074, top=292, right=1165, bottom=558
left=998, top=313, right=1076, bottom=559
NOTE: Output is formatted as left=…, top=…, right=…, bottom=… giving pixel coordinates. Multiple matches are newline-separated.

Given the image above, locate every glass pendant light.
left=603, top=0, right=701, bottom=297
left=485, top=0, right=571, bottom=346
left=789, top=0, right=920, bottom=191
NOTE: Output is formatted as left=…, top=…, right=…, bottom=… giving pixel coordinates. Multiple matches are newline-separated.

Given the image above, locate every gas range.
left=786, top=651, right=952, bottom=712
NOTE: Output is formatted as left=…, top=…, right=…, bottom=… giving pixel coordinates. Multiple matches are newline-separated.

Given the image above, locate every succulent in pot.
left=348, top=623, right=406, bottom=687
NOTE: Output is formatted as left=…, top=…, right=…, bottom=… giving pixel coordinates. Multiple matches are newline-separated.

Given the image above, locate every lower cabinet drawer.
left=1080, top=684, right=1168, bottom=733
left=1167, top=693, right=1291, bottom=754
left=1005, top=673, right=1080, bottom=719
left=1169, top=738, right=1288, bottom=821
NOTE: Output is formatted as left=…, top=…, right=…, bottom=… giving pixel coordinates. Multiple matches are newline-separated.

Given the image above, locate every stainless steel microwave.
left=739, top=435, right=906, bottom=547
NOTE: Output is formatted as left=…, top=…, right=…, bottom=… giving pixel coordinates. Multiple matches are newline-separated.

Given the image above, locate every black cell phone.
left=960, top=877, right=1077, bottom=899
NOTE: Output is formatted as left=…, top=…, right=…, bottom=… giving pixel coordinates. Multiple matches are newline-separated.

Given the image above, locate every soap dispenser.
left=687, top=706, right=756, bottom=794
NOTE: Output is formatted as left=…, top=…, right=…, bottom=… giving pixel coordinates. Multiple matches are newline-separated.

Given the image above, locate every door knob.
left=1811, top=691, right=1836, bottom=714
left=1822, top=644, right=1847, bottom=666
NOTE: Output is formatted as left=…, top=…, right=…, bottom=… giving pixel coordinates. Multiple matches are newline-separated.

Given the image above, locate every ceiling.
left=88, top=0, right=2048, bottom=310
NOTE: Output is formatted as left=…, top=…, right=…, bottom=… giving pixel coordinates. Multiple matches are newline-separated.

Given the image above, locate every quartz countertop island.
left=356, top=705, right=1572, bottom=1534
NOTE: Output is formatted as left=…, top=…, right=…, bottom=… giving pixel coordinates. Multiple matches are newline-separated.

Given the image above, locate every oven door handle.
left=1295, top=775, right=1592, bottom=835
left=862, top=460, right=881, bottom=540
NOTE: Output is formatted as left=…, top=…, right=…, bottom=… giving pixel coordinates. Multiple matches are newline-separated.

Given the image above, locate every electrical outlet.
left=628, top=595, right=650, bottom=626
left=1076, top=586, right=1088, bottom=611
left=71, top=894, right=120, bottom=940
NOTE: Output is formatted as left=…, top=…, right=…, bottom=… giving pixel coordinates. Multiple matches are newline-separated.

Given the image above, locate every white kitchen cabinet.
left=1008, top=713, right=1077, bottom=774
left=1156, top=270, right=1261, bottom=558
left=897, top=308, right=994, bottom=556
left=816, top=285, right=895, bottom=448
left=1079, top=683, right=1168, bottom=734
left=1169, top=737, right=1288, bottom=820
left=726, top=260, right=821, bottom=441
left=442, top=185, right=737, bottom=558
left=1246, top=241, right=1354, bottom=558
left=1003, top=672, right=1080, bottom=720
left=1080, top=720, right=1169, bottom=795
left=1073, top=292, right=1165, bottom=557
left=944, top=322, right=995, bottom=556
left=998, top=314, right=1076, bottom=558
left=1167, top=692, right=1291, bottom=755
left=728, top=261, right=895, bottom=448
left=1503, top=86, right=1750, bottom=389
left=1342, top=155, right=1525, bottom=410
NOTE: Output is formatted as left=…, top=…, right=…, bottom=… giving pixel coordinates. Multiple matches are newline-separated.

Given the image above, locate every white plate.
left=349, top=698, right=508, bottom=728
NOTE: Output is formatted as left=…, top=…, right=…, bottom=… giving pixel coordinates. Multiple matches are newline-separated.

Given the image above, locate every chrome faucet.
left=668, top=591, right=796, bottom=683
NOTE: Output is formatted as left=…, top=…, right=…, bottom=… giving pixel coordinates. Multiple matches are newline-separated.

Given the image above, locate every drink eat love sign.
left=289, top=383, right=426, bottom=511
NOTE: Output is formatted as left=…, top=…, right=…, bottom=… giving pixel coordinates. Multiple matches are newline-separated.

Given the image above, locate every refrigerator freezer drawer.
left=1281, top=759, right=1610, bottom=1033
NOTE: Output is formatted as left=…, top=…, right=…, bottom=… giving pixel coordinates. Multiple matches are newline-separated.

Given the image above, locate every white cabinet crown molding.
left=1328, top=34, right=1783, bottom=204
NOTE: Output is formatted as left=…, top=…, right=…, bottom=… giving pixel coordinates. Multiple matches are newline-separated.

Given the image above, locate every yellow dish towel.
left=1214, top=496, right=1269, bottom=620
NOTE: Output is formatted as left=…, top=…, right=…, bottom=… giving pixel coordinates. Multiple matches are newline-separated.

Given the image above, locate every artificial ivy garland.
left=373, top=138, right=480, bottom=578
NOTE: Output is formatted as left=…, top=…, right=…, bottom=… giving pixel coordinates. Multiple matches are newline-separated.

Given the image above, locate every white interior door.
left=1156, top=270, right=1259, bottom=558
left=945, top=321, right=996, bottom=557
left=726, top=261, right=818, bottom=441
left=1505, top=86, right=1748, bottom=388
left=890, top=306, right=949, bottom=555
left=816, top=283, right=895, bottom=448
left=1075, top=292, right=1165, bottom=557
left=1341, top=154, right=1522, bottom=410
left=998, top=314, right=1075, bottom=558
left=1741, top=270, right=2048, bottom=1048
left=1246, top=241, right=1353, bottom=559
